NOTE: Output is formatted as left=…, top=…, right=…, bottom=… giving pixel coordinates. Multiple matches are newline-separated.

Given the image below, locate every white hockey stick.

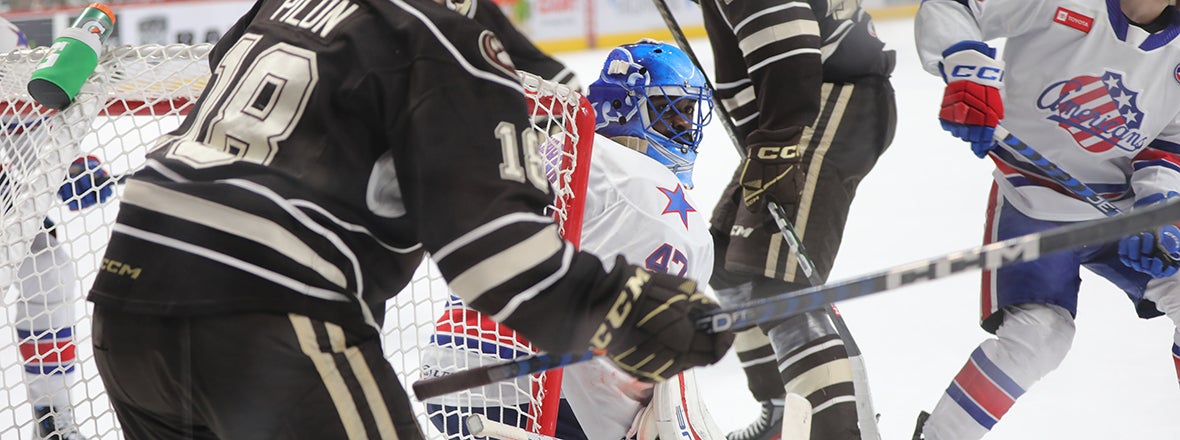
left=465, top=414, right=562, bottom=440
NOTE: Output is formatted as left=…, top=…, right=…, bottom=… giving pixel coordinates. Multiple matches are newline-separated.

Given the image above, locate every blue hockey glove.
left=1119, top=192, right=1180, bottom=278
left=58, top=156, right=113, bottom=211
left=938, top=40, right=1005, bottom=158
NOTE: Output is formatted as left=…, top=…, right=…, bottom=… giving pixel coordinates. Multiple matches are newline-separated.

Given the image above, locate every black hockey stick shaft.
left=992, top=125, right=1178, bottom=265
left=414, top=350, right=601, bottom=400
left=649, top=0, right=744, bottom=158
left=651, top=0, right=865, bottom=357
left=415, top=196, right=1180, bottom=398
left=768, top=200, right=862, bottom=356
left=993, top=126, right=1119, bottom=215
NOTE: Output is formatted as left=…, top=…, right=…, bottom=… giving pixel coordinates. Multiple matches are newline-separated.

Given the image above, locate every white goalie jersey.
left=420, top=133, right=714, bottom=438
left=561, top=133, right=714, bottom=440
left=916, top=0, right=1180, bottom=221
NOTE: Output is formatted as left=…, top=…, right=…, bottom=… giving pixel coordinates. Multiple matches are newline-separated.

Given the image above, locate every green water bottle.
left=27, top=3, right=116, bottom=110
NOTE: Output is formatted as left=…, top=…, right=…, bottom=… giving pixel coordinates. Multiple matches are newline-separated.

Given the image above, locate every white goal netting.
left=0, top=43, right=594, bottom=439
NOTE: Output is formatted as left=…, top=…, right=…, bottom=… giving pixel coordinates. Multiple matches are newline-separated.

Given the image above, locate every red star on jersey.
left=658, top=184, right=696, bottom=229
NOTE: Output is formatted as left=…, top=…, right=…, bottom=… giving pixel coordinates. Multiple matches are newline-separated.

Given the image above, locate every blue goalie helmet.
left=588, top=40, right=713, bottom=188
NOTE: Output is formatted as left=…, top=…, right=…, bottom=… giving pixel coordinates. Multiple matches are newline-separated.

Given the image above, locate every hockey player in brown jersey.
left=697, top=0, right=898, bottom=438
left=84, top=0, right=732, bottom=438
left=434, top=0, right=579, bottom=89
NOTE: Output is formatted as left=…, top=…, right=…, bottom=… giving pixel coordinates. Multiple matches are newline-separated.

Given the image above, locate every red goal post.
left=0, top=43, right=595, bottom=439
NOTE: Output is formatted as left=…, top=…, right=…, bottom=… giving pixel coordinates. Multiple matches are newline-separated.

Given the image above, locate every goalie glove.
left=739, top=145, right=804, bottom=213
left=938, top=40, right=1005, bottom=158
left=590, top=263, right=733, bottom=382
left=1119, top=192, right=1180, bottom=278
left=58, top=155, right=113, bottom=211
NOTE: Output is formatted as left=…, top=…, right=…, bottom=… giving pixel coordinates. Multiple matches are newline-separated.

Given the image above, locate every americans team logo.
left=1035, top=71, right=1146, bottom=153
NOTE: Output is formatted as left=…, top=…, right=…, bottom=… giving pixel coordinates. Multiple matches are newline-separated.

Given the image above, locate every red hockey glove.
left=938, top=40, right=1004, bottom=158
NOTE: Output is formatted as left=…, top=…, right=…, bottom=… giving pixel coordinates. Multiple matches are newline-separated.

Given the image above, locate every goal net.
left=0, top=44, right=594, bottom=439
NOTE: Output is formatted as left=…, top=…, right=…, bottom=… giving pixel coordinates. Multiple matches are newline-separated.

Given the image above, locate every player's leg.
left=712, top=77, right=895, bottom=440
left=201, top=313, right=424, bottom=439
left=918, top=188, right=1080, bottom=440
left=94, top=308, right=425, bottom=439
left=15, top=227, right=88, bottom=440
left=764, top=304, right=860, bottom=440
left=91, top=307, right=218, bottom=439
left=1096, top=244, right=1180, bottom=388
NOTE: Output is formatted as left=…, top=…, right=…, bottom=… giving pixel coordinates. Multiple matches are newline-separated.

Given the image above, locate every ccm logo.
left=950, top=65, right=1004, bottom=82
left=754, top=145, right=799, bottom=160
left=731, top=225, right=755, bottom=238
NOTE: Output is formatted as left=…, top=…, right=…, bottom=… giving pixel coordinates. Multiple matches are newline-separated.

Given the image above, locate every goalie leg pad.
left=768, top=310, right=861, bottom=439
left=15, top=231, right=79, bottom=409
left=627, top=369, right=725, bottom=440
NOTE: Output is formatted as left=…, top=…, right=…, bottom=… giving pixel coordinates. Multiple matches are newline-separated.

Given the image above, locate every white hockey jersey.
left=420, top=133, right=714, bottom=437
left=561, top=134, right=714, bottom=440
left=916, top=0, right=1180, bottom=221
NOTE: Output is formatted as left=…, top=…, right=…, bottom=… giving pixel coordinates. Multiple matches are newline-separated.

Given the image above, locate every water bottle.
left=26, top=3, right=116, bottom=110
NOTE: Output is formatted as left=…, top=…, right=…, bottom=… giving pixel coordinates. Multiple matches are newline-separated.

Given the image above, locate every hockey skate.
left=34, top=406, right=88, bottom=440
left=726, top=399, right=784, bottom=440
left=911, top=411, right=930, bottom=440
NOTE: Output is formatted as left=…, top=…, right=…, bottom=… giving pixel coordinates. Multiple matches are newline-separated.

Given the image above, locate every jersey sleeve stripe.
left=738, top=21, right=821, bottom=56
left=111, top=223, right=354, bottom=304
left=388, top=0, right=523, bottom=93
left=432, top=211, right=553, bottom=260
left=720, top=85, right=758, bottom=113
left=121, top=180, right=350, bottom=287
left=1149, top=138, right=1180, bottom=155
left=447, top=224, right=564, bottom=305
left=733, top=2, right=811, bottom=34
left=750, top=47, right=822, bottom=73
left=491, top=243, right=574, bottom=322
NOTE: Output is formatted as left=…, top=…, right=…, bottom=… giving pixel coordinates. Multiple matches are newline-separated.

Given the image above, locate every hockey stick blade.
left=703, top=197, right=1180, bottom=333
left=413, top=349, right=601, bottom=401
left=466, top=414, right=562, bottom=440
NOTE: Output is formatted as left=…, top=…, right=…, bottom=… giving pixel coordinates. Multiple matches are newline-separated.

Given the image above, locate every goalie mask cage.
left=0, top=44, right=594, bottom=439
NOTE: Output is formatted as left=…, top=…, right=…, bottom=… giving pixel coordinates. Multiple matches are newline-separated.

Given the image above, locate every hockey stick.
left=649, top=1, right=874, bottom=435
left=992, top=125, right=1120, bottom=216
left=704, top=197, right=1180, bottom=332
left=413, top=197, right=1180, bottom=399
left=648, top=0, right=867, bottom=352
left=992, top=125, right=1179, bottom=266
left=465, top=414, right=562, bottom=440
left=413, top=350, right=600, bottom=400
